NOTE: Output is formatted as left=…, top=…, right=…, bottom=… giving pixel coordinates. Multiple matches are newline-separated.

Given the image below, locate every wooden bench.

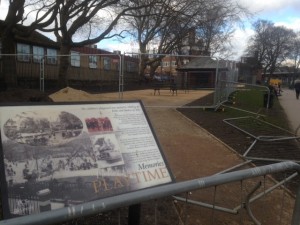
left=153, top=83, right=177, bottom=96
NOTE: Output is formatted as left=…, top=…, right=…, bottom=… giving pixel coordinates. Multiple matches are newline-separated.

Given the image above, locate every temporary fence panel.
left=1, top=52, right=242, bottom=106
left=0, top=54, right=130, bottom=93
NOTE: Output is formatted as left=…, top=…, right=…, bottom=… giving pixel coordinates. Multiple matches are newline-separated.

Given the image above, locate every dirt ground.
left=0, top=87, right=297, bottom=225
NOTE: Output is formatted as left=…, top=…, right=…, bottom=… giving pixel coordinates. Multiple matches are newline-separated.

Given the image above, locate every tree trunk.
left=1, top=28, right=18, bottom=88
left=149, top=66, right=156, bottom=77
left=138, top=44, right=147, bottom=78
left=149, top=61, right=160, bottom=77
left=57, top=45, right=71, bottom=88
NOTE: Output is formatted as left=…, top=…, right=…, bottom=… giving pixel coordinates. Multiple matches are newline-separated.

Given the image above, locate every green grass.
left=223, top=89, right=290, bottom=131
left=228, top=89, right=270, bottom=111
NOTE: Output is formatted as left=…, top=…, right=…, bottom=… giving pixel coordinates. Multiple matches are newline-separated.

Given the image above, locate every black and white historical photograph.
left=3, top=110, right=83, bottom=146
left=90, top=134, right=124, bottom=168
left=0, top=103, right=173, bottom=218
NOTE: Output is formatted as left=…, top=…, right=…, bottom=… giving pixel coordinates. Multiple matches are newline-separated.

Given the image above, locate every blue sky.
left=0, top=0, right=300, bottom=60
left=234, top=0, right=300, bottom=26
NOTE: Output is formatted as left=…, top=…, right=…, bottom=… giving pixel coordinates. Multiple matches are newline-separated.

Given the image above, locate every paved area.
left=278, top=88, right=300, bottom=132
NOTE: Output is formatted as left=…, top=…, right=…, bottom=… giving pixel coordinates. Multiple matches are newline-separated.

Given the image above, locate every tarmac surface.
left=278, top=88, right=300, bottom=133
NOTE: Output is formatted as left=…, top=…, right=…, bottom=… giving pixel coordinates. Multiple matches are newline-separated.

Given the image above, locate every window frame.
left=89, top=55, right=97, bottom=69
left=103, top=57, right=111, bottom=70
left=17, top=43, right=30, bottom=62
left=33, top=46, right=44, bottom=63
left=46, top=48, right=57, bottom=65
left=126, top=61, right=137, bottom=72
left=71, top=51, right=80, bottom=67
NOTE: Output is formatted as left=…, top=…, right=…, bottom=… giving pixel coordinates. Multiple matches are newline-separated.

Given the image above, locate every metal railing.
left=1, top=161, right=300, bottom=225
left=0, top=53, right=136, bottom=94
left=214, top=80, right=271, bottom=110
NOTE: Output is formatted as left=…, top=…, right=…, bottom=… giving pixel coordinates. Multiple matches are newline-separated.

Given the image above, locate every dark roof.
left=177, top=57, right=228, bottom=71
left=17, top=31, right=59, bottom=48
left=0, top=20, right=58, bottom=48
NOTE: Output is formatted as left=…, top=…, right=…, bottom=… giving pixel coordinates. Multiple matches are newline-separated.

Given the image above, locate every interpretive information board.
left=0, top=101, right=174, bottom=218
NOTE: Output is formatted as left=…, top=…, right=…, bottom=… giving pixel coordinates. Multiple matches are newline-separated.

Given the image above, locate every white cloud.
left=0, top=1, right=8, bottom=20
left=239, top=0, right=300, bottom=14
left=275, top=18, right=300, bottom=31
left=230, top=27, right=255, bottom=60
left=97, top=39, right=139, bottom=54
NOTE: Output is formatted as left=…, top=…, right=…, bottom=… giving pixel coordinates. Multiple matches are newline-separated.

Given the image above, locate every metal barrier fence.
left=213, top=60, right=239, bottom=105
left=0, top=161, right=300, bottom=225
left=214, top=80, right=271, bottom=111
left=0, top=53, right=135, bottom=93
left=0, top=53, right=240, bottom=97
left=2, top=52, right=260, bottom=110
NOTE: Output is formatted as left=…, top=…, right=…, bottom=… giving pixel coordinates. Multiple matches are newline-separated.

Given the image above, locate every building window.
left=71, top=51, right=80, bottom=67
left=89, top=55, right=97, bottom=69
left=33, top=46, right=44, bottom=63
left=112, top=58, right=120, bottom=71
left=17, top=43, right=30, bottom=62
left=47, top=48, right=57, bottom=64
left=103, top=57, right=111, bottom=70
left=126, top=62, right=137, bottom=72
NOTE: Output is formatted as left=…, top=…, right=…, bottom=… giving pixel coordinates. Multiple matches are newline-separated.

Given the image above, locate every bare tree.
left=40, top=0, right=119, bottom=87
left=246, top=19, right=295, bottom=83
left=192, top=0, right=250, bottom=58
left=123, top=0, right=200, bottom=77
left=1, top=0, right=58, bottom=88
left=124, top=0, right=250, bottom=78
left=40, top=0, right=150, bottom=88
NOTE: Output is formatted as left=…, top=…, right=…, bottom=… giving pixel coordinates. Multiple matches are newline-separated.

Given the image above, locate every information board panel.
left=0, top=101, right=174, bottom=218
